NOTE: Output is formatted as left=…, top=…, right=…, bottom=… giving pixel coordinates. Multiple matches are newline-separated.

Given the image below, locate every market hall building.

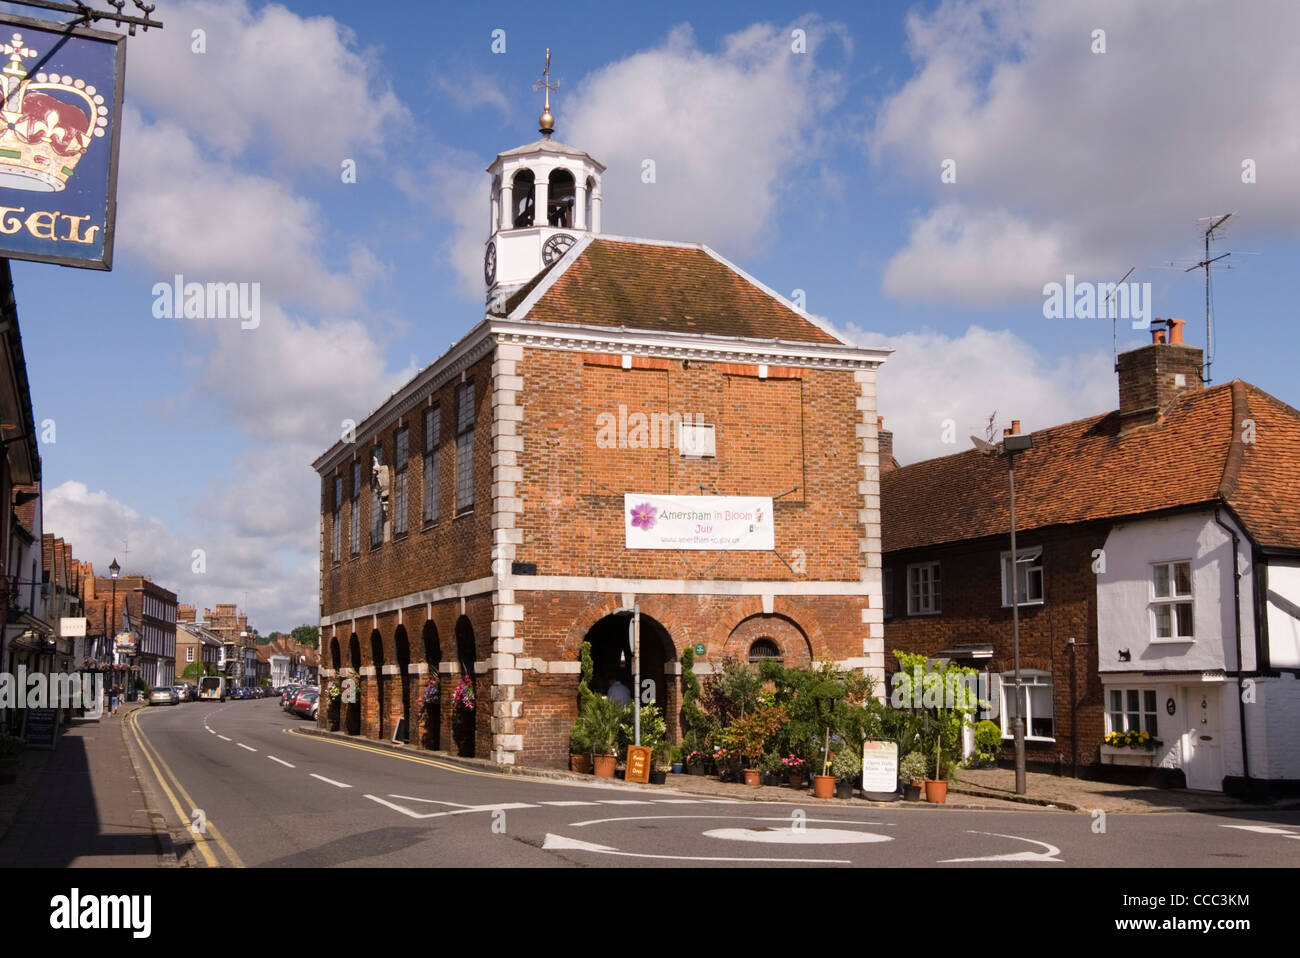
left=313, top=102, right=890, bottom=767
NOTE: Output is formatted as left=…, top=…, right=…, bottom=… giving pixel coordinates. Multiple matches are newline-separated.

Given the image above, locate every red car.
left=287, top=686, right=317, bottom=713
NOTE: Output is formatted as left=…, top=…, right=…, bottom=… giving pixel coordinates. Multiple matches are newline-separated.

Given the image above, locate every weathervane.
left=532, top=48, right=560, bottom=137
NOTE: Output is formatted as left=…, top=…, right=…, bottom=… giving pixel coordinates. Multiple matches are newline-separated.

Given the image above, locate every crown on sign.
left=0, top=33, right=109, bottom=192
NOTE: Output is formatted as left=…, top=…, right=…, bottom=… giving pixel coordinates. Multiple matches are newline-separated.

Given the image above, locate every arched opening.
left=346, top=634, right=361, bottom=735
left=584, top=176, right=595, bottom=230
left=747, top=638, right=783, bottom=665
left=395, top=626, right=411, bottom=743
left=547, top=168, right=575, bottom=227
left=511, top=169, right=535, bottom=227
left=422, top=620, right=441, bottom=750
left=329, top=636, right=340, bottom=671
left=582, top=612, right=675, bottom=712
left=370, top=630, right=385, bottom=740
left=453, top=616, right=476, bottom=757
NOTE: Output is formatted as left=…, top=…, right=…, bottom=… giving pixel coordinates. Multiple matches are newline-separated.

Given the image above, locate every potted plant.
left=925, top=734, right=948, bottom=804
left=725, top=697, right=787, bottom=787
left=812, top=727, right=836, bottom=798
left=685, top=749, right=706, bottom=775
left=759, top=752, right=783, bottom=786
left=831, top=746, right=862, bottom=799
left=899, top=751, right=927, bottom=801
left=670, top=744, right=684, bottom=775
left=972, top=719, right=1001, bottom=768
left=0, top=733, right=21, bottom=785
left=568, top=718, right=593, bottom=774
left=781, top=753, right=806, bottom=787
left=620, top=704, right=668, bottom=783
left=583, top=695, right=625, bottom=778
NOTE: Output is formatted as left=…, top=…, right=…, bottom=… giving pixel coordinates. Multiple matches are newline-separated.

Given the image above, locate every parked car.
left=288, top=687, right=317, bottom=713
left=292, top=690, right=319, bottom=719
left=149, top=688, right=178, bottom=706
left=281, top=686, right=301, bottom=708
left=172, top=686, right=190, bottom=703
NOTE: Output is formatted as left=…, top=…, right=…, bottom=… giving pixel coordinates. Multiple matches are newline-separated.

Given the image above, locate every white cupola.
left=483, top=50, right=605, bottom=311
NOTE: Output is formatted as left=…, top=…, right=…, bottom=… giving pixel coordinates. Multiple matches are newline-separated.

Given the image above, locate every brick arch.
left=561, top=595, right=686, bottom=661
left=370, top=629, right=385, bottom=740
left=720, top=613, right=814, bottom=669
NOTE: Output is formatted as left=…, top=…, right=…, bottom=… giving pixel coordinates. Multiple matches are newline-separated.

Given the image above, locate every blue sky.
left=12, top=0, right=1299, bottom=629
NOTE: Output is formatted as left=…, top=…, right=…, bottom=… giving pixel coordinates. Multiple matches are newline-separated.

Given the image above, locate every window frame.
left=455, top=380, right=475, bottom=515
left=331, top=475, right=342, bottom=565
left=1106, top=686, right=1160, bottom=737
left=882, top=568, right=894, bottom=620
left=349, top=461, right=361, bottom=557
left=999, top=670, right=1055, bottom=742
left=906, top=561, right=941, bottom=616
left=370, top=443, right=384, bottom=549
left=393, top=426, right=409, bottom=538
left=1149, top=559, right=1194, bottom=643
left=1000, top=546, right=1044, bottom=608
left=423, top=405, right=440, bottom=526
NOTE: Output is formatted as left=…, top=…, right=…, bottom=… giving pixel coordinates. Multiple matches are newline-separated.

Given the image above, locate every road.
left=128, top=699, right=1300, bottom=868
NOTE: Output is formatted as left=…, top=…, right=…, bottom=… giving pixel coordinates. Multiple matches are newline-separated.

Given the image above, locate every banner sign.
left=624, top=494, right=774, bottom=551
left=0, top=14, right=126, bottom=269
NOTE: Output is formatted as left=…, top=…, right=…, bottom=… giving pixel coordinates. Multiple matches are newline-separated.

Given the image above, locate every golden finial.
left=532, top=48, right=560, bottom=137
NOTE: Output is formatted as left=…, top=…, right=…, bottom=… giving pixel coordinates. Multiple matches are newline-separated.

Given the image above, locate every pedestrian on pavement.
left=606, top=678, right=633, bottom=705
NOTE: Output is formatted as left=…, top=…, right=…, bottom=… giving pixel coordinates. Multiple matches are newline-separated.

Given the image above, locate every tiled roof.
left=882, top=381, right=1300, bottom=553
left=511, top=238, right=843, bottom=344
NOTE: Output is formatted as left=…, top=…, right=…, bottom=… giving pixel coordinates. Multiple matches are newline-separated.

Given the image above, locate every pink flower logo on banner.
left=630, top=502, right=658, bottom=530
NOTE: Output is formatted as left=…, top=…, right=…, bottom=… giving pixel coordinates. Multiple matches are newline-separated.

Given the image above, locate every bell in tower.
left=483, top=50, right=606, bottom=312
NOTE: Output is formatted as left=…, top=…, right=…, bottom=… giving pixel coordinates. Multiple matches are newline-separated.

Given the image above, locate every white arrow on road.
left=938, top=831, right=1064, bottom=863
left=542, top=833, right=852, bottom=864
left=1221, top=824, right=1300, bottom=839
left=364, top=794, right=536, bottom=819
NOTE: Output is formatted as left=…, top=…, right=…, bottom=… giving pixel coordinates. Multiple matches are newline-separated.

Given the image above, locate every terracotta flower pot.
left=787, top=772, right=804, bottom=788
left=924, top=779, right=948, bottom=804
left=743, top=768, right=761, bottom=787
left=593, top=754, right=617, bottom=778
left=813, top=774, right=835, bottom=799
left=570, top=753, right=593, bottom=774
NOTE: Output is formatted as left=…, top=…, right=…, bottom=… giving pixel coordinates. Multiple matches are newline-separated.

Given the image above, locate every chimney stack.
left=1003, top=420, right=1022, bottom=438
left=876, top=416, right=899, bottom=473
left=1117, top=318, right=1203, bottom=429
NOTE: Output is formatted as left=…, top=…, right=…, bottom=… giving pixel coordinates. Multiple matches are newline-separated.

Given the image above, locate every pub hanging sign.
left=0, top=14, right=126, bottom=270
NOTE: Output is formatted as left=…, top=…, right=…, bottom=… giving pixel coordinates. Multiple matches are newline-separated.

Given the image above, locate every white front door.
left=1183, top=686, right=1223, bottom=791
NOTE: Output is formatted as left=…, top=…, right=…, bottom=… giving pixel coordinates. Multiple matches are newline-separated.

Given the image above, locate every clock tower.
left=484, top=50, right=605, bottom=311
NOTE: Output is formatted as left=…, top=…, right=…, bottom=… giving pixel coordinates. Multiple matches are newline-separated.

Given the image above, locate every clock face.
left=542, top=233, right=576, bottom=266
left=484, top=241, right=496, bottom=285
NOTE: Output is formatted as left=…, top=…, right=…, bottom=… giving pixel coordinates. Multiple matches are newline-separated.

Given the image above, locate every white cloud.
left=869, top=0, right=1300, bottom=306
left=43, top=481, right=317, bottom=630
left=124, top=0, right=407, bottom=171
left=839, top=323, right=1116, bottom=464
left=436, top=72, right=512, bottom=118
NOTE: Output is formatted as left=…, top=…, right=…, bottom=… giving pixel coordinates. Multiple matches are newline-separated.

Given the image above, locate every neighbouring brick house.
left=314, top=117, right=890, bottom=767
left=176, top=619, right=223, bottom=677
left=883, top=319, right=1300, bottom=793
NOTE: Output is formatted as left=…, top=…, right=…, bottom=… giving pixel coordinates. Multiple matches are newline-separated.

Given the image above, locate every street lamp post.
left=109, top=558, right=120, bottom=702
left=972, top=432, right=1034, bottom=796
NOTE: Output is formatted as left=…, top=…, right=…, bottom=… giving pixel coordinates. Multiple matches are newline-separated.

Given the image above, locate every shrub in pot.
left=973, top=719, right=1002, bottom=767
left=831, top=746, right=862, bottom=799
left=899, top=751, right=928, bottom=800
left=568, top=718, right=592, bottom=774
left=582, top=695, right=626, bottom=778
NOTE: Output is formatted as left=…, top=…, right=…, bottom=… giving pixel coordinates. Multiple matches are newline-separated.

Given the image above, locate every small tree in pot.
left=831, top=745, right=862, bottom=799
left=899, top=751, right=928, bottom=801
left=583, top=694, right=626, bottom=778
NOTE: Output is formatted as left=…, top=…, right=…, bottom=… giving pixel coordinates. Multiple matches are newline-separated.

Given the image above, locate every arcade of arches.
left=316, top=594, right=852, bottom=767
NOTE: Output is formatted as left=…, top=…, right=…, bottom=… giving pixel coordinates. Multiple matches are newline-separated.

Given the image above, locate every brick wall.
left=883, top=522, right=1107, bottom=770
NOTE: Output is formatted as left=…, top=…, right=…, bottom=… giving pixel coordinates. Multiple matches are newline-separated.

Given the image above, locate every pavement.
left=952, top=766, right=1300, bottom=814
left=0, top=703, right=172, bottom=868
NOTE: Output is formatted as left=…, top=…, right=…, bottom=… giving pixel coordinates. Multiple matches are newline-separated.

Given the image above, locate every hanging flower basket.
left=453, top=676, right=475, bottom=710
left=422, top=678, right=440, bottom=711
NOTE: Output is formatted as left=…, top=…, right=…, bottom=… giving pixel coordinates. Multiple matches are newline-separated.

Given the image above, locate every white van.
left=199, top=676, right=227, bottom=702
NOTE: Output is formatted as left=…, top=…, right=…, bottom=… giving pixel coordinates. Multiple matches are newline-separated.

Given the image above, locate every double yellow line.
left=127, top=708, right=244, bottom=868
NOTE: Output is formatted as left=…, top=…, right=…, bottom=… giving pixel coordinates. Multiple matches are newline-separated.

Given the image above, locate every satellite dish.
left=970, top=436, right=998, bottom=456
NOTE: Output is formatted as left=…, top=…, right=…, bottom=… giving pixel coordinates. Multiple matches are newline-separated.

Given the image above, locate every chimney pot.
left=1011, top=420, right=1021, bottom=435
left=1167, top=318, right=1185, bottom=344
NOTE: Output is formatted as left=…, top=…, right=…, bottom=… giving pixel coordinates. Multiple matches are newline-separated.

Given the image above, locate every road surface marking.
left=267, top=756, right=295, bottom=768
left=217, top=735, right=231, bottom=741
left=539, top=801, right=601, bottom=806
left=569, top=813, right=892, bottom=828
left=126, top=709, right=244, bottom=867
left=127, top=711, right=218, bottom=868
left=207, top=729, right=216, bottom=735
left=388, top=794, right=475, bottom=807
left=656, top=799, right=706, bottom=804
left=599, top=799, right=654, bottom=805
left=938, top=831, right=1063, bottom=863
left=237, top=743, right=257, bottom=752
left=703, top=826, right=892, bottom=845
left=310, top=773, right=352, bottom=788
left=1221, top=824, right=1300, bottom=839
left=542, top=832, right=851, bottom=864
left=364, top=795, right=537, bottom=819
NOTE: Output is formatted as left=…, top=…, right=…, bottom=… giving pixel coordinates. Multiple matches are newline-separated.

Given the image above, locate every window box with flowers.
left=1101, top=729, right=1162, bottom=766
